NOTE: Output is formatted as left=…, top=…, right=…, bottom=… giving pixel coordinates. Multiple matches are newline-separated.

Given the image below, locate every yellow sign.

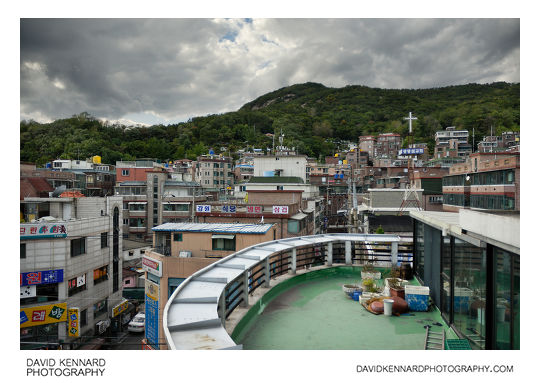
left=112, top=299, right=129, bottom=317
left=343, top=160, right=348, bottom=165
left=20, top=303, right=67, bottom=328
left=244, top=193, right=249, bottom=203
left=145, top=280, right=160, bottom=301
left=68, top=308, right=80, bottom=337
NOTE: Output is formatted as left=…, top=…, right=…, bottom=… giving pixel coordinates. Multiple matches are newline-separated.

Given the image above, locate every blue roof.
left=152, top=222, right=273, bottom=234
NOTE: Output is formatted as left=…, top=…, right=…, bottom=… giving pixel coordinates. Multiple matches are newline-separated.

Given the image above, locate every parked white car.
left=127, top=312, right=145, bottom=333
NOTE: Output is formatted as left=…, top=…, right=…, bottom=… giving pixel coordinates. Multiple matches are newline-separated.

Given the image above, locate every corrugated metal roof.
left=152, top=222, right=273, bottom=234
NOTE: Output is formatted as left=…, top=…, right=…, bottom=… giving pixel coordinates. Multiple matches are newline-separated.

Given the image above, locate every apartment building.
left=434, top=126, right=472, bottom=159
left=442, top=152, right=520, bottom=212
left=253, top=155, right=308, bottom=183
left=194, top=154, right=234, bottom=190
left=358, top=135, right=376, bottom=159
left=374, top=133, right=402, bottom=159
left=115, top=170, right=205, bottom=240
left=478, top=131, right=520, bottom=153
left=20, top=196, right=125, bottom=350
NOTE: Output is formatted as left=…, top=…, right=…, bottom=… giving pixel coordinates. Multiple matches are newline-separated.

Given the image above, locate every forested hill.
left=20, top=82, right=519, bottom=166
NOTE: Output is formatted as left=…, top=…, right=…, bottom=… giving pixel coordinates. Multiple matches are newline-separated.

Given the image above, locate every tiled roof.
left=20, top=177, right=53, bottom=200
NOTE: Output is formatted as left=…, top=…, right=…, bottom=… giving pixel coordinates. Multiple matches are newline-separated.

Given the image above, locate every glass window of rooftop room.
left=494, top=248, right=520, bottom=349
left=122, top=169, right=129, bottom=176
left=173, top=233, right=182, bottom=241
left=415, top=221, right=425, bottom=281
left=453, top=238, right=487, bottom=349
left=212, top=237, right=236, bottom=251
left=70, top=237, right=86, bottom=257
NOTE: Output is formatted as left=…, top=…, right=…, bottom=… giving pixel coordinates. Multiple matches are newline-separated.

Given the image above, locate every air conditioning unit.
left=179, top=251, right=192, bottom=258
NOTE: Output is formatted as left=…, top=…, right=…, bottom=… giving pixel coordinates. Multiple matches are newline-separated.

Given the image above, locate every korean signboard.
left=68, top=307, right=80, bottom=337
left=20, top=223, right=67, bottom=239
left=221, top=205, right=237, bottom=213
left=398, top=148, right=424, bottom=155
left=20, top=269, right=64, bottom=286
left=142, top=256, right=162, bottom=277
left=20, top=285, right=36, bottom=298
left=246, top=206, right=263, bottom=214
left=20, top=302, right=67, bottom=328
left=272, top=206, right=289, bottom=215
left=196, top=205, right=211, bottom=213
left=112, top=299, right=129, bottom=317
left=145, top=280, right=160, bottom=349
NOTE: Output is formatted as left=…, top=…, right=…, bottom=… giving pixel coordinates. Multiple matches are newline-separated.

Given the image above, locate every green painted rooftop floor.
left=234, top=267, right=457, bottom=350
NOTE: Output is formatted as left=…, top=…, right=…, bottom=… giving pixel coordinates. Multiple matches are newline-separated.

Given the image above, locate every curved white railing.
left=162, top=233, right=412, bottom=350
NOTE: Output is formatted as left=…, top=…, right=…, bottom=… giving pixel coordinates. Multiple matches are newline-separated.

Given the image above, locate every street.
left=107, top=331, right=145, bottom=350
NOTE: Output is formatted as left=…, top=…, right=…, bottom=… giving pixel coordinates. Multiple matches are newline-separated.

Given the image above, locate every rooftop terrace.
left=162, top=233, right=437, bottom=350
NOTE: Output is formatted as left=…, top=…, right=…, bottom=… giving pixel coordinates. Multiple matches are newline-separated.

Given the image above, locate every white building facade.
left=20, top=196, right=126, bottom=349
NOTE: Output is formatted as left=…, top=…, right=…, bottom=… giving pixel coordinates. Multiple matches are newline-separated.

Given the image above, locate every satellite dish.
left=51, top=185, right=66, bottom=197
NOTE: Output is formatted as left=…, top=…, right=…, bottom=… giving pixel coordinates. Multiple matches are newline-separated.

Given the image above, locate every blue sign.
left=399, top=148, right=424, bottom=155
left=221, top=205, right=237, bottom=213
left=20, top=311, right=28, bottom=325
left=20, top=269, right=64, bottom=286
left=145, top=293, right=159, bottom=350
left=196, top=205, right=211, bottom=213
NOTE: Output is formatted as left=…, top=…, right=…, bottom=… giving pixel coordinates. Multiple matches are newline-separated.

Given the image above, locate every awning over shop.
left=211, top=234, right=235, bottom=240
left=290, top=212, right=308, bottom=221
left=128, top=201, right=147, bottom=204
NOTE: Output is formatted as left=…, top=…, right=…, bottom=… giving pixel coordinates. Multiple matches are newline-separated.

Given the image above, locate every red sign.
left=246, top=206, right=262, bottom=214
left=32, top=310, right=46, bottom=322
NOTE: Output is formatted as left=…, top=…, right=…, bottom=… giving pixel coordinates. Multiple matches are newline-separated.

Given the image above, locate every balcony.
left=162, top=234, right=459, bottom=350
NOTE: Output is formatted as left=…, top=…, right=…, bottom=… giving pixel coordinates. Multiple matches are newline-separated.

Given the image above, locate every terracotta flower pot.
left=390, top=287, right=405, bottom=299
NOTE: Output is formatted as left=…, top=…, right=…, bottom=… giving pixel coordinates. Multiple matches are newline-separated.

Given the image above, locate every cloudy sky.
left=20, top=18, right=520, bottom=126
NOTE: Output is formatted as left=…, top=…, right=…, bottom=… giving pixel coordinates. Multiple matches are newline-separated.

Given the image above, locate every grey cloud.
left=20, top=18, right=519, bottom=124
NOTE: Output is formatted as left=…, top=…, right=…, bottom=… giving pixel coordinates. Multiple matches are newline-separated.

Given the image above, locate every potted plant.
left=385, top=267, right=405, bottom=299
left=361, top=258, right=381, bottom=280
left=360, top=278, right=382, bottom=303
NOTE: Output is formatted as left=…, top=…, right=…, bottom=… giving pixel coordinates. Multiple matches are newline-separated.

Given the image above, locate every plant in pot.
left=361, top=258, right=381, bottom=280
left=362, top=278, right=381, bottom=293
left=385, top=267, right=405, bottom=299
